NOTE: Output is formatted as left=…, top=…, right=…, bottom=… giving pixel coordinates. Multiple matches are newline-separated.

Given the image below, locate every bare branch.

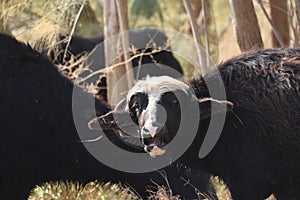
left=201, top=0, right=210, bottom=69
left=257, top=0, right=286, bottom=47
left=183, top=0, right=209, bottom=75
left=295, top=0, right=300, bottom=46
left=76, top=48, right=169, bottom=84
left=288, top=0, right=297, bottom=47
left=63, top=0, right=86, bottom=63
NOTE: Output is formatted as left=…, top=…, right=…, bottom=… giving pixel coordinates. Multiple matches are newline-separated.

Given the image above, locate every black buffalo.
left=35, top=28, right=184, bottom=101
left=0, top=33, right=216, bottom=200
left=101, top=48, right=300, bottom=199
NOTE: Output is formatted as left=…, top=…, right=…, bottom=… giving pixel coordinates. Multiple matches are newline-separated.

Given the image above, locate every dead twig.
left=183, top=0, right=209, bottom=75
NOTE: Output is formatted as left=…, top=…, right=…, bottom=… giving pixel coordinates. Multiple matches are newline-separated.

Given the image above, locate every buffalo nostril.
left=142, top=126, right=158, bottom=138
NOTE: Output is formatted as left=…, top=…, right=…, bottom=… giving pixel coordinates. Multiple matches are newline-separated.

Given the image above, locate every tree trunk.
left=269, top=0, right=289, bottom=47
left=116, top=0, right=134, bottom=91
left=184, top=0, right=209, bottom=74
left=187, top=0, right=202, bottom=34
left=103, top=0, right=130, bottom=105
left=229, top=0, right=264, bottom=51
left=295, top=0, right=300, bottom=45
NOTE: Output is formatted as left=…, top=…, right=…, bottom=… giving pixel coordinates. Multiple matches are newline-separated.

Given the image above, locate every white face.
left=138, top=98, right=162, bottom=137
left=125, top=76, right=192, bottom=156
left=126, top=76, right=191, bottom=102
left=110, top=76, right=233, bottom=158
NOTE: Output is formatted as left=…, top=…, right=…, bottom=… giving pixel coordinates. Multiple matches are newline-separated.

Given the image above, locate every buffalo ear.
left=198, top=98, right=233, bottom=119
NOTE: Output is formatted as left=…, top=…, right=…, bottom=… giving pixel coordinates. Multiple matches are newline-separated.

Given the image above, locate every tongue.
left=149, top=145, right=166, bottom=157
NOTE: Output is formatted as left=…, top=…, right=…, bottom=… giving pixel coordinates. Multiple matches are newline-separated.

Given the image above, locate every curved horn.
left=109, top=98, right=144, bottom=151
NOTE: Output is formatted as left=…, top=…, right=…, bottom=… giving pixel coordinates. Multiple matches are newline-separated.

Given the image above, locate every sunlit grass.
left=211, top=177, right=231, bottom=200
left=28, top=179, right=227, bottom=200
left=29, top=181, right=138, bottom=200
left=0, top=0, right=87, bottom=42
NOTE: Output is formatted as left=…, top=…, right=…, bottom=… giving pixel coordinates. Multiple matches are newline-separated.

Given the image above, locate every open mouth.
left=142, top=135, right=167, bottom=157
left=145, top=144, right=166, bottom=157
left=93, top=109, right=168, bottom=157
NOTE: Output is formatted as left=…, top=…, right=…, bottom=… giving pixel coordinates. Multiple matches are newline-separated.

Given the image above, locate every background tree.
left=295, top=0, right=300, bottom=45
left=184, top=0, right=209, bottom=73
left=130, top=0, right=163, bottom=26
left=104, top=0, right=133, bottom=105
left=269, top=0, right=289, bottom=47
left=186, top=0, right=202, bottom=34
left=76, top=1, right=103, bottom=35
left=229, top=0, right=264, bottom=51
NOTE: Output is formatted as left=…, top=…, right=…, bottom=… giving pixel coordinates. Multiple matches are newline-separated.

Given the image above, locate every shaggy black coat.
left=101, top=48, right=300, bottom=200
left=0, top=33, right=215, bottom=200
left=184, top=48, right=300, bottom=199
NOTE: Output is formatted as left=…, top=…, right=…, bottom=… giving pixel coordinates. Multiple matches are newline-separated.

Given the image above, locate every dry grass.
left=210, top=177, right=232, bottom=200
left=29, top=181, right=138, bottom=200
left=27, top=171, right=230, bottom=200
left=28, top=179, right=215, bottom=200
left=147, top=185, right=181, bottom=200
left=28, top=179, right=280, bottom=200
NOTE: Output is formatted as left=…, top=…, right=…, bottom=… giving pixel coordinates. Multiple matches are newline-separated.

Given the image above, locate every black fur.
left=181, top=49, right=300, bottom=199
left=186, top=48, right=300, bottom=199
left=116, top=48, right=300, bottom=199
left=0, top=33, right=216, bottom=200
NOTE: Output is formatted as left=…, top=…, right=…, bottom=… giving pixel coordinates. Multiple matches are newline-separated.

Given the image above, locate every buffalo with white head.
left=99, top=48, right=300, bottom=200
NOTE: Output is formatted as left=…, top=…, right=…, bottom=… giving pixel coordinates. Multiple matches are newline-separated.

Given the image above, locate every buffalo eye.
left=172, top=99, right=178, bottom=105
left=128, top=92, right=148, bottom=125
left=132, top=102, right=140, bottom=112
